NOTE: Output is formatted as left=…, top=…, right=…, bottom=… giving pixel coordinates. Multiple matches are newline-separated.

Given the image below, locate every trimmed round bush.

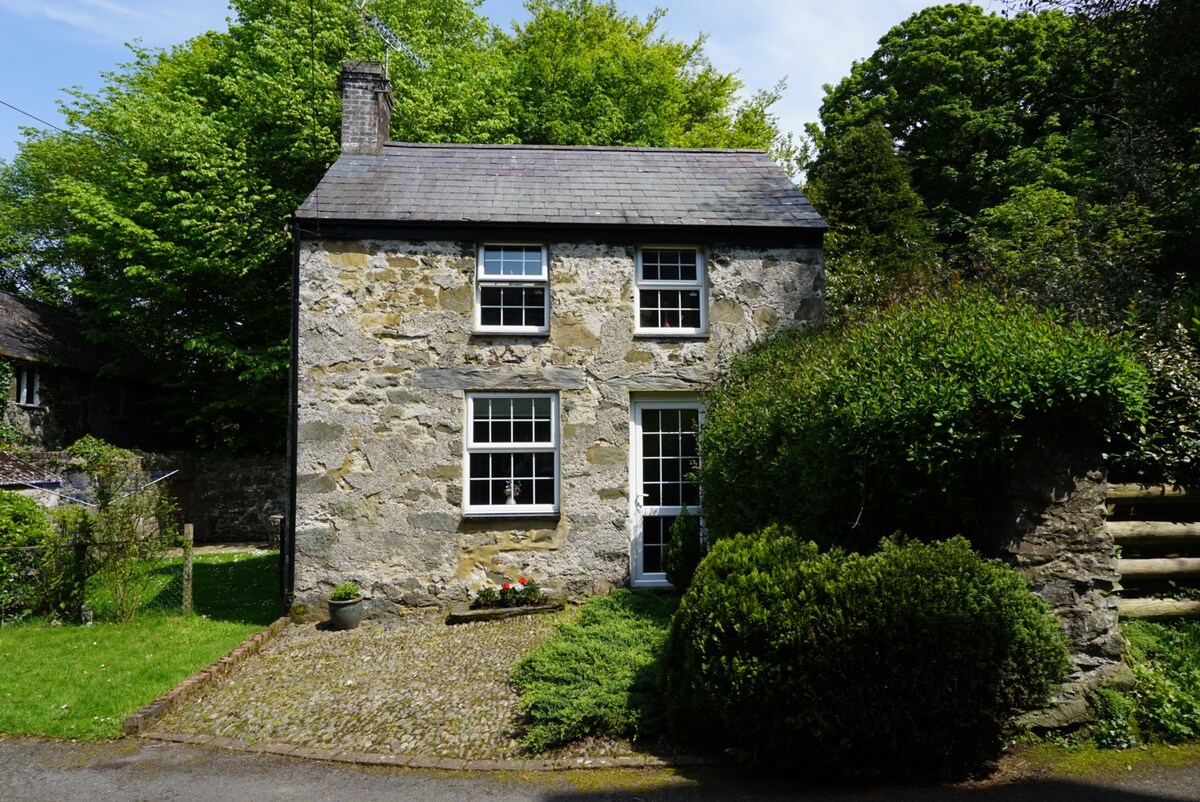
left=665, top=529, right=1070, bottom=779
left=0, top=489, right=53, bottom=617
left=697, top=291, right=1149, bottom=551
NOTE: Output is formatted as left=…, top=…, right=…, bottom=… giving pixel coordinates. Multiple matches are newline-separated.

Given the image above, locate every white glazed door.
left=631, top=400, right=702, bottom=587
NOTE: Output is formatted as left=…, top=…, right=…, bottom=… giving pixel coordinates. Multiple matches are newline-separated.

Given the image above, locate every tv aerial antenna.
left=357, top=1, right=429, bottom=71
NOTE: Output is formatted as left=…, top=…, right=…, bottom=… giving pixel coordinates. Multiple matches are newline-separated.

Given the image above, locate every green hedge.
left=697, top=292, right=1149, bottom=551
left=0, top=489, right=53, bottom=618
left=666, top=530, right=1070, bottom=778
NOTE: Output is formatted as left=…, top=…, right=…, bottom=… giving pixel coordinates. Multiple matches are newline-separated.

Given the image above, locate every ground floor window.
left=464, top=392, right=559, bottom=515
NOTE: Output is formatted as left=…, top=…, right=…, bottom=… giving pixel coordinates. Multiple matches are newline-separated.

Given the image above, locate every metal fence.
left=0, top=525, right=194, bottom=625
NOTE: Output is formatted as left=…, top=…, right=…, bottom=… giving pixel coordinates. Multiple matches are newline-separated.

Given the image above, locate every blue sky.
left=0, top=0, right=989, bottom=164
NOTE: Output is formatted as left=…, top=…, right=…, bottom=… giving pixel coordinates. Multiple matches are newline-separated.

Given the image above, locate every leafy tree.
left=0, top=0, right=788, bottom=452
left=969, top=185, right=1162, bottom=330
left=810, top=1, right=1200, bottom=482
left=804, top=121, right=938, bottom=317
left=494, top=0, right=789, bottom=157
left=813, top=4, right=1108, bottom=244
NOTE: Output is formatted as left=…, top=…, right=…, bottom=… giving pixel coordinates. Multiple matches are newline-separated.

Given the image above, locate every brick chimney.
left=339, top=61, right=392, bottom=155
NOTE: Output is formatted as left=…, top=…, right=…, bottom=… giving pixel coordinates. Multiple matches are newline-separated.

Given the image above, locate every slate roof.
left=296, top=143, right=825, bottom=230
left=0, top=451, right=61, bottom=487
left=0, top=290, right=104, bottom=373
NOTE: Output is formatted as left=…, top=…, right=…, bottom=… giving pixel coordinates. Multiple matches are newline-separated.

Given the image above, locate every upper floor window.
left=475, top=244, right=549, bottom=335
left=635, top=247, right=706, bottom=336
left=14, top=366, right=40, bottom=408
left=464, top=393, right=559, bottom=516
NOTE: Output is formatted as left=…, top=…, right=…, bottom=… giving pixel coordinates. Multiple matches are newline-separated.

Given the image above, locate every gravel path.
left=154, top=610, right=639, bottom=761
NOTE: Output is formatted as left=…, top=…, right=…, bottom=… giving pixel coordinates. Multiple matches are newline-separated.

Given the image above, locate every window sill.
left=632, top=331, right=709, bottom=341
left=462, top=510, right=561, bottom=522
left=470, top=331, right=550, bottom=339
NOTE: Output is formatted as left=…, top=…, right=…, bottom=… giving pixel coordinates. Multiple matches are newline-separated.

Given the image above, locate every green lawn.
left=0, top=551, right=281, bottom=740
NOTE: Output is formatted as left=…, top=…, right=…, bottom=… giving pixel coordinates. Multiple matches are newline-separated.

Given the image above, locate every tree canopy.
left=804, top=0, right=1200, bottom=482
left=0, top=0, right=789, bottom=452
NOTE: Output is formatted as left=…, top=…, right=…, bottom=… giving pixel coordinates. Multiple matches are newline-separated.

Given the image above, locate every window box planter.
left=446, top=601, right=563, bottom=625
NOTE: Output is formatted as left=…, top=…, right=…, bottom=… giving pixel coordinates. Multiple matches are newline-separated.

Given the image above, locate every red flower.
left=502, top=583, right=511, bottom=590
left=518, top=577, right=527, bottom=585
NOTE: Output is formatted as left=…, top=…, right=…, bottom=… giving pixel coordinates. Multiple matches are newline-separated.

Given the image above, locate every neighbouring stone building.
left=289, top=62, right=827, bottom=610
left=1, top=289, right=168, bottom=452
left=1, top=290, right=287, bottom=543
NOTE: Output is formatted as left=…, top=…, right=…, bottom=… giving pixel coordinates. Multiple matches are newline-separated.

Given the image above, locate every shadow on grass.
left=143, top=553, right=282, bottom=626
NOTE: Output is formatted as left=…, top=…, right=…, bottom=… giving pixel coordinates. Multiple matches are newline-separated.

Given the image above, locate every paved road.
left=5, top=738, right=1200, bottom=802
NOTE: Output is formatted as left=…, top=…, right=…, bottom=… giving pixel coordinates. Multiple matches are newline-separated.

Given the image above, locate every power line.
left=0, top=98, right=67, bottom=134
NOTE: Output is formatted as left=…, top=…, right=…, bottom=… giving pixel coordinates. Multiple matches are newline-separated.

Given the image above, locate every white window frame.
left=629, top=396, right=704, bottom=587
left=634, top=246, right=707, bottom=336
left=14, top=366, right=41, bottom=408
left=463, top=392, right=560, bottom=516
left=474, top=243, right=550, bottom=335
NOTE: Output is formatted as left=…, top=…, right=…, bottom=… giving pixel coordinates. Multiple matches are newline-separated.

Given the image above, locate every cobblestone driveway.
left=153, top=610, right=641, bottom=762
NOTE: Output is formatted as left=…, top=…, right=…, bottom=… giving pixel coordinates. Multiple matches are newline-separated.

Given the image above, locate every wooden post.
left=182, top=523, right=194, bottom=616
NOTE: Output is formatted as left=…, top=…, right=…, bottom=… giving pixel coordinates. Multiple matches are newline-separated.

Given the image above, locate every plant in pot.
left=470, top=576, right=547, bottom=609
left=327, top=582, right=364, bottom=631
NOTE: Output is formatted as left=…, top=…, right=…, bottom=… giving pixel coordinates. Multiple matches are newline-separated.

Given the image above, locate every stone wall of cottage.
left=294, top=238, right=824, bottom=610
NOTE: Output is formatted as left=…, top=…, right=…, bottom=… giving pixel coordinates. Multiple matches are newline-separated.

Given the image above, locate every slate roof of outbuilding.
left=0, top=451, right=61, bottom=487
left=0, top=290, right=104, bottom=373
left=295, top=143, right=826, bottom=230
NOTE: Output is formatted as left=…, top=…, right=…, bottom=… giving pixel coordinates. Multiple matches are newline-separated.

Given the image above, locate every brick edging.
left=138, top=730, right=720, bottom=772
left=123, top=617, right=290, bottom=736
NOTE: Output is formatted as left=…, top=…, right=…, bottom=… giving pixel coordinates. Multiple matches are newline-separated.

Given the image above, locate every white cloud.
left=0, top=0, right=231, bottom=48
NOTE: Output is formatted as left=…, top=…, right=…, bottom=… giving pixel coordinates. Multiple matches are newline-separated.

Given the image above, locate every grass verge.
left=1019, top=742, right=1200, bottom=777
left=511, top=589, right=677, bottom=752
left=0, top=551, right=280, bottom=740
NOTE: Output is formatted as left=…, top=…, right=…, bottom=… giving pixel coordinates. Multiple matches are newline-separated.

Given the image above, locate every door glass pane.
left=642, top=516, right=670, bottom=574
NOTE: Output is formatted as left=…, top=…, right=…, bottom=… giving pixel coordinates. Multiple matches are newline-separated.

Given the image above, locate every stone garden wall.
left=1000, top=444, right=1131, bottom=726
left=294, top=238, right=824, bottom=612
left=166, top=455, right=289, bottom=544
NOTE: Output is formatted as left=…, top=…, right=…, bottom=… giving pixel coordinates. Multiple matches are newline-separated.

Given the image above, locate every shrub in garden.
left=0, top=489, right=53, bottom=619
left=512, top=589, right=677, bottom=752
left=662, top=510, right=704, bottom=591
left=58, top=437, right=180, bottom=623
left=35, top=506, right=95, bottom=622
left=666, top=529, right=1070, bottom=779
left=1115, top=620, right=1200, bottom=744
left=697, top=291, right=1150, bottom=551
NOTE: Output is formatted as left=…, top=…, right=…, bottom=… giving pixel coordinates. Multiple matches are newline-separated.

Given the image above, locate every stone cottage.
left=288, top=62, right=826, bottom=611
left=1, top=289, right=167, bottom=451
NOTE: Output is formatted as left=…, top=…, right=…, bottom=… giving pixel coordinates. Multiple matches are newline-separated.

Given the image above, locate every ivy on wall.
left=0, top=358, right=21, bottom=449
